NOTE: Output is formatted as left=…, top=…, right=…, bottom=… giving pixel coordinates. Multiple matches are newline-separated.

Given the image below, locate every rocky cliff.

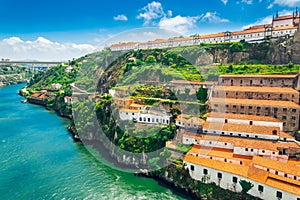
left=202, top=29, right=300, bottom=65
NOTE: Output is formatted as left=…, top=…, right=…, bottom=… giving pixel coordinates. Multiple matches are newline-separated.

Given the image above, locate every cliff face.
left=267, top=29, right=300, bottom=64
left=202, top=29, right=300, bottom=65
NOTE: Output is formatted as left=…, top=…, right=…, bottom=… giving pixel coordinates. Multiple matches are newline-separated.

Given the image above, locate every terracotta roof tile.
left=252, top=156, right=300, bottom=177
left=219, top=74, right=298, bottom=78
left=266, top=178, right=300, bottom=196
left=203, top=121, right=281, bottom=135
left=183, top=132, right=299, bottom=152
left=210, top=98, right=300, bottom=108
left=207, top=112, right=282, bottom=122
left=213, top=86, right=299, bottom=94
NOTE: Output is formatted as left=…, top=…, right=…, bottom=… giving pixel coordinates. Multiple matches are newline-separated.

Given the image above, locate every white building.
left=119, top=106, right=171, bottom=125
left=184, top=154, right=300, bottom=200
left=110, top=11, right=300, bottom=52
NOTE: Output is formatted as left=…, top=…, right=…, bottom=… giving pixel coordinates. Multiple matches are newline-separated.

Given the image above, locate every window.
left=190, top=165, right=194, bottom=171
left=241, top=106, right=244, bottom=109
left=132, top=113, right=135, bottom=116
left=217, top=172, right=222, bottom=179
left=232, top=176, right=238, bottom=183
left=258, top=185, right=264, bottom=192
left=225, top=119, right=228, bottom=123
left=222, top=132, right=225, bottom=135
left=203, top=169, right=208, bottom=175
left=230, top=133, right=233, bottom=136
left=284, top=174, right=287, bottom=178
left=282, top=116, right=287, bottom=120
left=233, top=105, right=237, bottom=109
left=249, top=121, right=253, bottom=125
left=139, top=117, right=142, bottom=121
left=292, top=109, right=297, bottom=113
left=276, top=191, right=282, bottom=199
left=272, top=130, right=278, bottom=135
left=292, top=116, right=296, bottom=120
left=283, top=108, right=287, bottom=112
left=245, top=148, right=248, bottom=151
left=262, top=150, right=265, bottom=153
left=240, top=161, right=243, bottom=165
left=275, top=171, right=278, bottom=175
left=249, top=106, right=253, bottom=109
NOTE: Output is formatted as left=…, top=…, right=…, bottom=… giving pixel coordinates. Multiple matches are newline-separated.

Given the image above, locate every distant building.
left=110, top=9, right=300, bottom=52
left=175, top=114, right=205, bottom=130
left=51, top=83, right=62, bottom=90
left=65, top=66, right=73, bottom=73
left=64, top=96, right=72, bottom=105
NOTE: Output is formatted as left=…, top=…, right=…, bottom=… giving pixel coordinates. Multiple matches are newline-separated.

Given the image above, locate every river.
left=0, top=84, right=187, bottom=200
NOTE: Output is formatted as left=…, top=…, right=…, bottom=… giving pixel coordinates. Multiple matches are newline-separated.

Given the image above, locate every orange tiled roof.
left=219, top=74, right=298, bottom=78
left=170, top=80, right=216, bottom=85
left=268, top=173, right=300, bottom=187
left=184, top=154, right=250, bottom=177
left=252, top=156, right=300, bottom=177
left=274, top=15, right=294, bottom=21
left=199, top=32, right=225, bottom=39
left=184, top=153, right=300, bottom=196
left=110, top=42, right=138, bottom=48
left=183, top=132, right=299, bottom=152
left=176, top=114, right=205, bottom=125
left=119, top=108, right=139, bottom=113
left=172, top=36, right=194, bottom=42
left=210, top=98, right=300, bottom=108
left=203, top=121, right=281, bottom=135
left=214, top=86, right=299, bottom=94
left=266, top=178, right=300, bottom=196
left=247, top=166, right=269, bottom=183
left=232, top=28, right=266, bottom=35
left=32, top=93, right=40, bottom=97
left=207, top=112, right=282, bottom=122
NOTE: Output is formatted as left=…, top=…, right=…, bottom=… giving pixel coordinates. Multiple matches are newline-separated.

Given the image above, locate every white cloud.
left=271, top=0, right=300, bottom=7
left=137, top=1, right=165, bottom=25
left=113, top=14, right=128, bottom=21
left=158, top=15, right=200, bottom=34
left=200, top=12, right=230, bottom=23
left=0, top=36, right=96, bottom=61
left=241, top=0, right=253, bottom=4
left=221, top=0, right=228, bottom=5
left=242, top=10, right=293, bottom=29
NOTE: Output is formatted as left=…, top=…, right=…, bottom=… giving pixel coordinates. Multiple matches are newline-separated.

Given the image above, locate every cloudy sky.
left=1, top=0, right=300, bottom=61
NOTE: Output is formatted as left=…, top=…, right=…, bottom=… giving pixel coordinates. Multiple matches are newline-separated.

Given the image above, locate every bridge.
left=0, top=61, right=63, bottom=65
left=0, top=60, right=65, bottom=72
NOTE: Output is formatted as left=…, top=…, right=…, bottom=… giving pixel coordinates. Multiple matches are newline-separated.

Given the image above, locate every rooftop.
left=207, top=112, right=282, bottom=122
left=213, top=86, right=299, bottom=94
left=183, top=132, right=298, bottom=151
left=210, top=98, right=300, bottom=108
left=252, top=156, right=300, bottom=177
left=176, top=114, right=205, bottom=124
left=219, top=74, right=298, bottom=78
left=184, top=154, right=300, bottom=196
left=204, top=121, right=282, bottom=136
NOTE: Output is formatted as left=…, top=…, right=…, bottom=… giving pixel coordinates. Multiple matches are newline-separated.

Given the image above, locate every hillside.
left=0, top=65, right=31, bottom=86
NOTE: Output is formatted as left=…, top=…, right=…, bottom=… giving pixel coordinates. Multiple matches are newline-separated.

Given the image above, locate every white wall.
left=184, top=161, right=300, bottom=200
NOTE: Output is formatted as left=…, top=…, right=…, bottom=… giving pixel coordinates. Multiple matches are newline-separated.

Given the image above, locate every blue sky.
left=1, top=0, right=300, bottom=60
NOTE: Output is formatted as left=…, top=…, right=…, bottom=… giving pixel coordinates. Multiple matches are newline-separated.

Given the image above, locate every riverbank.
left=1, top=83, right=186, bottom=200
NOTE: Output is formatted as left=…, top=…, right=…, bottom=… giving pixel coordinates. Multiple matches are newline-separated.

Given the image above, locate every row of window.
left=190, top=165, right=294, bottom=199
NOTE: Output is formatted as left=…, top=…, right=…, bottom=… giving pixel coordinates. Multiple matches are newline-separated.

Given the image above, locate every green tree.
left=145, top=55, right=157, bottom=64
left=196, top=87, right=208, bottom=103
left=239, top=180, right=254, bottom=194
